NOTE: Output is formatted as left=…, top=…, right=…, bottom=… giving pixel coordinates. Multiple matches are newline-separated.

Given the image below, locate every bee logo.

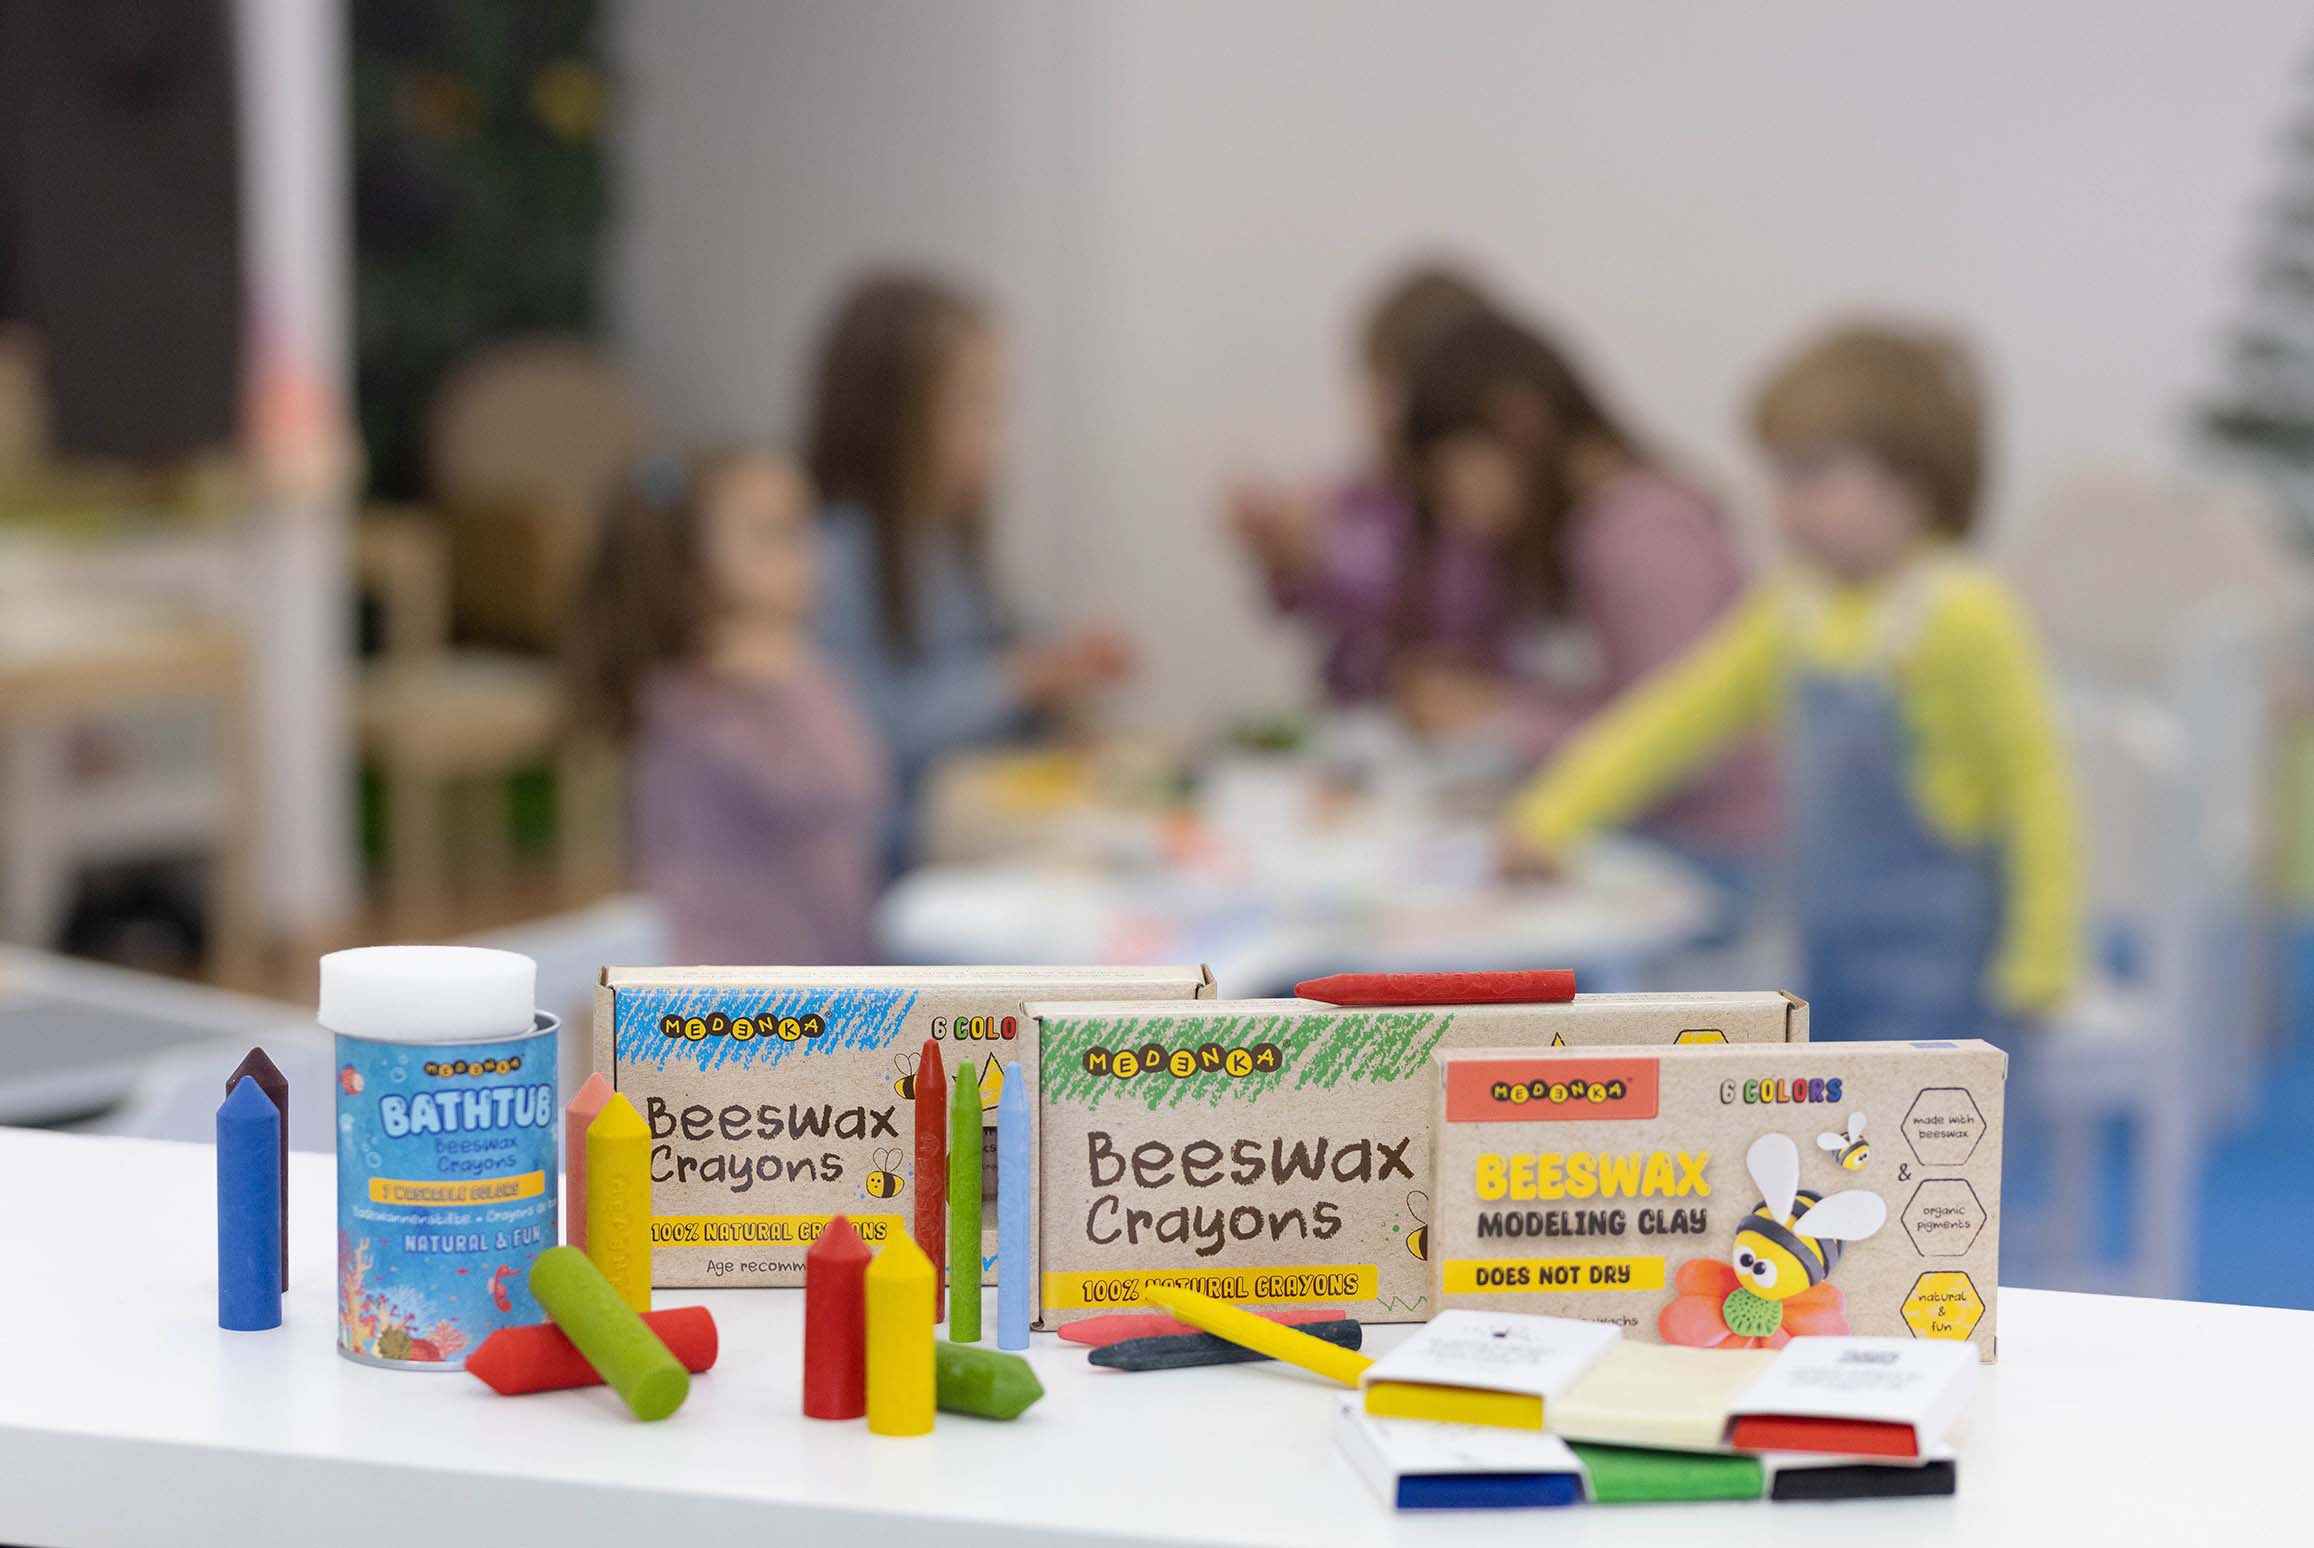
left=892, top=1052, right=920, bottom=1101
left=1403, top=1190, right=1429, bottom=1262
left=1722, top=1133, right=1885, bottom=1338
left=1817, top=1112, right=1870, bottom=1171
left=864, top=1147, right=907, bottom=1200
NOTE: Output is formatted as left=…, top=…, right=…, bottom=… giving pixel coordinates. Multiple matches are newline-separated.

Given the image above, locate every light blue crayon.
left=997, top=1063, right=1030, bottom=1350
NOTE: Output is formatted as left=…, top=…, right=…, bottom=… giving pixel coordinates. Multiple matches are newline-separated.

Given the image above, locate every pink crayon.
left=1058, top=1308, right=1345, bottom=1348
left=564, top=1074, right=614, bottom=1250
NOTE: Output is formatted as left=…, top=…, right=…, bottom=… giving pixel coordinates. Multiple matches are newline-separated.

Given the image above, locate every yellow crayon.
left=586, top=1093, right=652, bottom=1312
left=865, top=1233, right=937, bottom=1436
left=1137, top=1285, right=1376, bottom=1388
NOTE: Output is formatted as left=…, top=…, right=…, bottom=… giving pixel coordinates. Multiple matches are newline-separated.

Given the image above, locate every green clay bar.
left=530, top=1246, right=690, bottom=1421
left=1572, top=1444, right=1765, bottom=1504
left=934, top=1340, right=1044, bottom=1420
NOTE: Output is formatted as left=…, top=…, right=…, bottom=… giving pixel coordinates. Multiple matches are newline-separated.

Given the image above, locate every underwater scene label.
left=1043, top=1263, right=1379, bottom=1309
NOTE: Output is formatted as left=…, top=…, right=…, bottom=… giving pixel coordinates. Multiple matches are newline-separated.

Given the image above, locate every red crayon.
left=225, top=1047, right=289, bottom=1281
left=564, top=1073, right=614, bottom=1250
left=803, top=1215, right=872, bottom=1419
left=1058, top=1308, right=1346, bottom=1347
left=1293, top=970, right=1576, bottom=1007
left=914, top=1040, right=947, bottom=1322
left=465, top=1306, right=718, bottom=1395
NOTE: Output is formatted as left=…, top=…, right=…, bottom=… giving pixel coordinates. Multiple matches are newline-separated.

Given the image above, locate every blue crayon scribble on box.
left=614, top=986, right=919, bottom=1073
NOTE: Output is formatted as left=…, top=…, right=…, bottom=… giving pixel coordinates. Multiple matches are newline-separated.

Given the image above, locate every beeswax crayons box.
left=594, top=964, right=1214, bottom=1292
left=1429, top=1040, right=2005, bottom=1359
left=1030, top=991, right=1806, bottom=1328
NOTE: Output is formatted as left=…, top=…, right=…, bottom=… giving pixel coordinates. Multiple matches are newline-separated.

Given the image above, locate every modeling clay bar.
left=594, top=965, right=1212, bottom=1296
left=1359, top=1309, right=1621, bottom=1430
left=466, top=1306, right=718, bottom=1395
left=1430, top=1039, right=2005, bottom=1359
left=1766, top=1451, right=1958, bottom=1501
left=1032, top=992, right=1804, bottom=1328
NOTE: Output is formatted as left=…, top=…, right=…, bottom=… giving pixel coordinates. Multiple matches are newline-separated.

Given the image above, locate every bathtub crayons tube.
left=563, top=1073, right=613, bottom=1251
left=225, top=1047, right=289, bottom=1282
left=323, top=946, right=556, bottom=1368
left=587, top=1093, right=652, bottom=1312
left=866, top=1233, right=936, bottom=1436
left=948, top=1068, right=981, bottom=1341
left=996, top=1065, right=1029, bottom=1350
left=217, top=1077, right=283, bottom=1331
left=530, top=1246, right=689, bottom=1420
left=913, top=1040, right=946, bottom=1323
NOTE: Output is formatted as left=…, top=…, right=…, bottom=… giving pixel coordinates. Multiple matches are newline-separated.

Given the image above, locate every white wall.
left=613, top=0, right=2310, bottom=728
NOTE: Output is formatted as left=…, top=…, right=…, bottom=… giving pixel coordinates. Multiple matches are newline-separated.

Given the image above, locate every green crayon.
left=949, top=1069, right=982, bottom=1341
left=935, top=1340, right=1044, bottom=1419
left=530, top=1246, right=690, bottom=1421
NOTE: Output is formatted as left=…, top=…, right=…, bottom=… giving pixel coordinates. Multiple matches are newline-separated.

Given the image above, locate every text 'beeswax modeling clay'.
left=866, top=1233, right=937, bottom=1436
left=935, top=1341, right=1044, bottom=1419
left=586, top=1092, right=651, bottom=1312
left=915, top=1039, right=947, bottom=1323
left=225, top=1048, right=289, bottom=1281
left=529, top=1246, right=689, bottom=1420
left=563, top=1073, right=613, bottom=1251
left=804, top=1215, right=871, bottom=1419
left=1092, top=1321, right=1365, bottom=1372
left=1137, top=1285, right=1375, bottom=1388
left=466, top=1307, right=718, bottom=1395
left=997, top=1064, right=1029, bottom=1350
left=217, top=1076, right=283, bottom=1331
left=1293, top=970, right=1576, bottom=1006
left=948, top=1068, right=982, bottom=1342
left=1058, top=1308, right=1347, bottom=1347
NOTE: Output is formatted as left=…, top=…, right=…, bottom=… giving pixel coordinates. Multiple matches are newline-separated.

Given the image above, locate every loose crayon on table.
left=1092, top=1320, right=1365, bottom=1372
left=224, top=1047, right=288, bottom=1282
left=865, top=1233, right=936, bottom=1436
left=216, top=1076, right=283, bottom=1331
left=947, top=1068, right=981, bottom=1342
left=1292, top=969, right=1576, bottom=1006
left=804, top=1215, right=871, bottom=1419
left=563, top=1072, right=613, bottom=1251
left=1058, top=1308, right=1347, bottom=1347
left=1137, top=1285, right=1375, bottom=1388
left=913, top=1040, right=946, bottom=1322
left=466, top=1306, right=718, bottom=1395
left=529, top=1246, right=689, bottom=1420
left=586, top=1092, right=651, bottom=1312
left=935, top=1341, right=1044, bottom=1419
left=996, top=1063, right=1029, bottom=1350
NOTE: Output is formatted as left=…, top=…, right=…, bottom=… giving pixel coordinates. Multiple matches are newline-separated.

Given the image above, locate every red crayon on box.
left=564, top=1073, right=614, bottom=1250
left=914, top=1040, right=947, bottom=1323
left=225, top=1047, right=289, bottom=1282
left=803, top=1215, right=872, bottom=1419
left=1058, top=1307, right=1346, bottom=1348
left=465, top=1306, right=718, bottom=1395
left=1293, top=970, right=1576, bottom=1007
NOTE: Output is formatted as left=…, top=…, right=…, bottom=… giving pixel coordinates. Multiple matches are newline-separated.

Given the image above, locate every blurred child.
left=568, top=449, right=891, bottom=964
left=1402, top=309, right=1778, bottom=884
left=1505, top=321, right=2080, bottom=1043
left=1229, top=263, right=1503, bottom=701
left=807, top=272, right=1131, bottom=866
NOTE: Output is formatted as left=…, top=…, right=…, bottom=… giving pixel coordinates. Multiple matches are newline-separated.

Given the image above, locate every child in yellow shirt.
left=1506, top=321, right=2079, bottom=1043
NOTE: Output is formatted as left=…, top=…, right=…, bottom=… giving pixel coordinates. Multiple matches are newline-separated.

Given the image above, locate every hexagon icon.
left=1902, top=1178, right=1986, bottom=1256
left=1672, top=1028, right=1726, bottom=1045
left=1902, top=1087, right=1986, bottom=1166
left=1903, top=1270, right=1984, bottom=1341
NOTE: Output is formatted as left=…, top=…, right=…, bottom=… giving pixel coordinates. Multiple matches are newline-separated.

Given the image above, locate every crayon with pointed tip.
left=1057, top=1307, right=1347, bottom=1347
left=804, top=1215, right=871, bottom=1419
left=1092, top=1320, right=1364, bottom=1372
left=586, top=1092, right=652, bottom=1312
left=913, top=1040, right=946, bottom=1322
left=217, top=1076, right=283, bottom=1330
left=948, top=1065, right=982, bottom=1341
left=996, top=1063, right=1029, bottom=1350
left=1137, top=1285, right=1374, bottom=1387
left=466, top=1307, right=717, bottom=1394
left=936, top=1341, right=1043, bottom=1418
left=866, top=1233, right=936, bottom=1436
left=225, top=1047, right=288, bottom=1281
left=564, top=1073, right=614, bottom=1250
left=1293, top=970, right=1575, bottom=1006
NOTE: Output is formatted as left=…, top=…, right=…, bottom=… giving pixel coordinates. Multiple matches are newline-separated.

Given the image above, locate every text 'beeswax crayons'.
left=1093, top=1321, right=1365, bottom=1373
left=914, top=1040, right=946, bottom=1323
left=225, top=1047, right=288, bottom=1282
left=1058, top=1308, right=1347, bottom=1347
left=1137, top=1285, right=1375, bottom=1388
left=529, top=1246, right=689, bottom=1420
left=935, top=1341, right=1043, bottom=1419
left=804, top=1215, right=871, bottom=1420
left=948, top=1068, right=982, bottom=1342
left=866, top=1233, right=936, bottom=1436
left=564, top=1073, right=613, bottom=1252
left=1292, top=970, right=1576, bottom=1007
left=586, top=1092, right=651, bottom=1312
left=217, top=1076, right=283, bottom=1331
left=466, top=1306, right=717, bottom=1395
left=996, top=1063, right=1029, bottom=1350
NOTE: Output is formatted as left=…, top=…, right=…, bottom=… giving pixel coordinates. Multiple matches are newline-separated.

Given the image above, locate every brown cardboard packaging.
left=1031, top=992, right=1806, bottom=1328
left=593, top=964, right=1214, bottom=1293
left=1429, top=1040, right=2005, bottom=1359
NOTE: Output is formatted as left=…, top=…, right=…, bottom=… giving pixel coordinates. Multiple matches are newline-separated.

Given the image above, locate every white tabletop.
left=0, top=1128, right=2298, bottom=1547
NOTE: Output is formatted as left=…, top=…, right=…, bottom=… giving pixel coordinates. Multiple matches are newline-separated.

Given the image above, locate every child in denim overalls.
left=1505, top=322, right=2080, bottom=1044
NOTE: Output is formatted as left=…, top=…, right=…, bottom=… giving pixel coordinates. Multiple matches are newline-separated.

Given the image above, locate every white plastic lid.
left=318, top=945, right=537, bottom=1044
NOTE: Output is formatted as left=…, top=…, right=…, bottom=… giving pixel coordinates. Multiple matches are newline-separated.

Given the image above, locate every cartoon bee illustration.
left=1716, top=1133, right=1885, bottom=1340
left=892, top=1052, right=920, bottom=1101
left=864, top=1147, right=907, bottom=1200
left=1817, top=1112, right=1870, bottom=1170
left=1403, top=1190, right=1429, bottom=1262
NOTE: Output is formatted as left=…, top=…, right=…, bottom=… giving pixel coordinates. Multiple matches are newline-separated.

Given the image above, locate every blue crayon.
left=997, top=1063, right=1030, bottom=1350
left=218, top=1076, right=284, bottom=1330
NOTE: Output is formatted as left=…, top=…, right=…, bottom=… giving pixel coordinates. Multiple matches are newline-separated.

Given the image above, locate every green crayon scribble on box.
left=1040, top=1010, right=1454, bottom=1110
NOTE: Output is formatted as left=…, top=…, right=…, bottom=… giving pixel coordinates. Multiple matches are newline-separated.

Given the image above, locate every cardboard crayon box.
left=1428, top=1040, right=2005, bottom=1359
left=1030, top=992, right=1807, bottom=1328
left=593, top=965, right=1214, bottom=1291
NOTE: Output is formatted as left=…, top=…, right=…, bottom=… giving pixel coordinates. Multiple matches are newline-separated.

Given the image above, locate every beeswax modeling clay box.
left=594, top=964, right=1213, bottom=1292
left=1429, top=1040, right=2005, bottom=1359
left=1030, top=991, right=1806, bottom=1328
